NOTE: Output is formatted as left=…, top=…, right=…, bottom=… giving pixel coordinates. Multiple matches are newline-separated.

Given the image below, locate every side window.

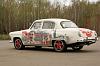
left=31, top=22, right=41, bottom=29
left=42, top=21, right=55, bottom=29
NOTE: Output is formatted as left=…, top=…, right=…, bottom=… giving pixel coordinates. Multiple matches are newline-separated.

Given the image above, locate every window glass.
left=43, top=21, right=55, bottom=29
left=31, top=22, right=41, bottom=29
left=61, top=21, right=78, bottom=28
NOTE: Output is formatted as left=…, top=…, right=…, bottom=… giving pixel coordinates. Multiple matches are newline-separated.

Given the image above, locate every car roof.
left=35, top=18, right=71, bottom=22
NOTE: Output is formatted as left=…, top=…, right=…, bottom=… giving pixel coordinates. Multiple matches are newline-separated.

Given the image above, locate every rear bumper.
left=85, top=37, right=98, bottom=42
left=77, top=37, right=98, bottom=45
left=67, top=37, right=98, bottom=47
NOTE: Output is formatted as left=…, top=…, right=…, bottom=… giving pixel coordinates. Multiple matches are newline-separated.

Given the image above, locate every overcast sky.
left=50, top=0, right=99, bottom=6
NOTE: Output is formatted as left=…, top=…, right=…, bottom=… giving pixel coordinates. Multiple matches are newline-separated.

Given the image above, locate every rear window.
left=61, top=21, right=78, bottom=28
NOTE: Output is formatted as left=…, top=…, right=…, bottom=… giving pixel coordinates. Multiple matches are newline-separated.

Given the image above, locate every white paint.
left=9, top=18, right=98, bottom=46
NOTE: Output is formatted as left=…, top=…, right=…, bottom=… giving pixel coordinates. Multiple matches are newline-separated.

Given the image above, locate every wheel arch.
left=13, top=37, right=22, bottom=43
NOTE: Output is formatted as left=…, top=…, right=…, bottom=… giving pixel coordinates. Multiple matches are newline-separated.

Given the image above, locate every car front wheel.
left=14, top=38, right=25, bottom=50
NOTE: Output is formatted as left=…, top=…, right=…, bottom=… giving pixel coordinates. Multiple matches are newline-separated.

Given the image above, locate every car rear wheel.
left=72, top=46, right=83, bottom=50
left=14, top=38, right=25, bottom=50
left=53, top=40, right=67, bottom=52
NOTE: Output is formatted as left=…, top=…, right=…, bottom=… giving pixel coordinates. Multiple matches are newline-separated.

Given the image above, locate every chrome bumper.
left=86, top=37, right=98, bottom=42
left=77, top=37, right=98, bottom=43
left=9, top=40, right=13, bottom=43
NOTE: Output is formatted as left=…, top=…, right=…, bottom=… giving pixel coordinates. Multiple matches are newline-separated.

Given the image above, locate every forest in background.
left=0, top=0, right=100, bottom=35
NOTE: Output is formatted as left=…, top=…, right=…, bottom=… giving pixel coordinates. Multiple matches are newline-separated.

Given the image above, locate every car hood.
left=9, top=29, right=30, bottom=35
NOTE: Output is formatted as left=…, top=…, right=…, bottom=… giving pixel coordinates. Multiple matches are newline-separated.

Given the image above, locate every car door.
left=29, top=21, right=43, bottom=45
left=29, top=21, right=55, bottom=46
left=40, top=21, right=55, bottom=46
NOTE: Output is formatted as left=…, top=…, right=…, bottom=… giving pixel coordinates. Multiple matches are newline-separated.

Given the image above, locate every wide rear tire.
left=72, top=46, right=83, bottom=50
left=53, top=40, right=67, bottom=52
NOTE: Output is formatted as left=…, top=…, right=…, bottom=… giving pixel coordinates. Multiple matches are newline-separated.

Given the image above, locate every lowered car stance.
left=9, top=19, right=98, bottom=52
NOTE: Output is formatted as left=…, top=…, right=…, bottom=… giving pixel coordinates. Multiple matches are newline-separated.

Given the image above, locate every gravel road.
left=0, top=39, right=100, bottom=66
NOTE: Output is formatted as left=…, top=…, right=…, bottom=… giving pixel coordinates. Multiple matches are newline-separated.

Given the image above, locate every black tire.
left=14, top=38, right=25, bottom=50
left=53, top=40, right=67, bottom=52
left=35, top=46, right=42, bottom=49
left=72, top=46, right=83, bottom=50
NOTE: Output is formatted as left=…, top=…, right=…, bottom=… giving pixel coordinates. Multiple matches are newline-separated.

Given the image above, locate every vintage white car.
left=9, top=19, right=98, bottom=52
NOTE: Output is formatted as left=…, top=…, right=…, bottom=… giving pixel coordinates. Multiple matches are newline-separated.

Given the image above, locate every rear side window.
left=42, top=21, right=55, bottom=29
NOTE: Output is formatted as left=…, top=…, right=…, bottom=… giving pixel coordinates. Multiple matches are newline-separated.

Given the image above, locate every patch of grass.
left=0, top=34, right=10, bottom=40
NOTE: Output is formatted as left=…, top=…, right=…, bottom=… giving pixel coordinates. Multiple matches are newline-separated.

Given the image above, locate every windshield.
left=61, top=21, right=78, bottom=28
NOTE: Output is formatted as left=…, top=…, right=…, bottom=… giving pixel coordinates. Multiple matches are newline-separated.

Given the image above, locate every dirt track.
left=0, top=39, right=100, bottom=66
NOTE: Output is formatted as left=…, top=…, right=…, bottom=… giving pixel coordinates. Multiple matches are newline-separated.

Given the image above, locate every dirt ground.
left=0, top=38, right=100, bottom=66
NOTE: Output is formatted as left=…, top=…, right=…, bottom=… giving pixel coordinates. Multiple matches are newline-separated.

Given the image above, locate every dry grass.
left=0, top=34, right=10, bottom=40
